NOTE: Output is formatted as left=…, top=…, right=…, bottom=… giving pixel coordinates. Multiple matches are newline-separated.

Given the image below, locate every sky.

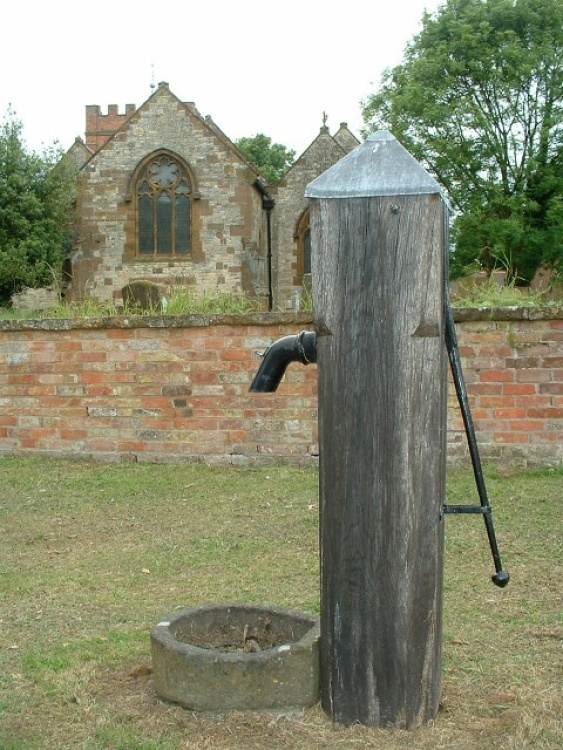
left=1, top=0, right=444, bottom=158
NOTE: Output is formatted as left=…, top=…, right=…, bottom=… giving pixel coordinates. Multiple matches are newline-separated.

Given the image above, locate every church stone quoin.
left=66, top=82, right=359, bottom=308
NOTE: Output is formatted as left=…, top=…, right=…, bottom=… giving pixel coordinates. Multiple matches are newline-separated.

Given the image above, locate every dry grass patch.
left=1, top=459, right=561, bottom=749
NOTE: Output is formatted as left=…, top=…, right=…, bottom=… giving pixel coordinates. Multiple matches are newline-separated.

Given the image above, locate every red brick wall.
left=85, top=104, right=136, bottom=151
left=0, top=315, right=318, bottom=465
left=0, top=310, right=561, bottom=467
left=449, top=311, right=563, bottom=466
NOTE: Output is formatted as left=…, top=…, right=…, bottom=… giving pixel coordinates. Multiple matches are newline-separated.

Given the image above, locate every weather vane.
left=322, top=111, right=328, bottom=127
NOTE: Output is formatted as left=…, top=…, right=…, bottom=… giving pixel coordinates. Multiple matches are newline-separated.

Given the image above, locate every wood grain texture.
left=311, top=194, right=447, bottom=728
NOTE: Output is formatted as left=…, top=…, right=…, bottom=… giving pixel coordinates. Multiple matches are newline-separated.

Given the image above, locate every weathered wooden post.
left=305, top=131, right=447, bottom=728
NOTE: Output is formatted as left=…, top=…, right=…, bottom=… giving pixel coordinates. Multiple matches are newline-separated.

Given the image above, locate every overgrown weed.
left=451, top=277, right=563, bottom=308
left=0, top=288, right=265, bottom=319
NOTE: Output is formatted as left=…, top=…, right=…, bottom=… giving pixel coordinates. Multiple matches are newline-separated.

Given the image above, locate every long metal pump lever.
left=442, top=220, right=509, bottom=587
left=443, top=302, right=509, bottom=587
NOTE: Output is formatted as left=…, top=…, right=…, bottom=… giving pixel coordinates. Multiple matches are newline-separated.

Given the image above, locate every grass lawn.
left=1, top=459, right=561, bottom=749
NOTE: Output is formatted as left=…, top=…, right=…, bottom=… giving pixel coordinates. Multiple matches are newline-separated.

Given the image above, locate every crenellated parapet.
left=85, top=103, right=137, bottom=151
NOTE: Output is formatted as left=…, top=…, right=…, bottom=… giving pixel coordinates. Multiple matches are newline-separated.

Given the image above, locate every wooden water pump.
left=250, top=131, right=508, bottom=729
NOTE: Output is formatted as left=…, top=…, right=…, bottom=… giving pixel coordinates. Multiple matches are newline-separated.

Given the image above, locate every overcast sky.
left=2, top=0, right=443, bottom=157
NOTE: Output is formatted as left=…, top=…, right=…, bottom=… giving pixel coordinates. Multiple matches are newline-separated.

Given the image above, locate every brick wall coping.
left=0, top=312, right=314, bottom=333
left=452, top=305, right=563, bottom=322
left=0, top=306, right=562, bottom=333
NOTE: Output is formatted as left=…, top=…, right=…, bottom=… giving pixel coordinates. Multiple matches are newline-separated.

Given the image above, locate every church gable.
left=279, top=126, right=349, bottom=191
left=68, top=83, right=267, bottom=305
left=273, top=124, right=358, bottom=304
left=64, top=137, right=94, bottom=169
left=333, top=122, right=361, bottom=153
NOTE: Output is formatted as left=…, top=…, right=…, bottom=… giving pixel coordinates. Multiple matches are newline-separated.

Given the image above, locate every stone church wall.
left=67, top=85, right=359, bottom=310
left=69, top=85, right=267, bottom=306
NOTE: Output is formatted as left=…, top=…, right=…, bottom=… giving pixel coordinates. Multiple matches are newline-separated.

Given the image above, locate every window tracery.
left=137, top=153, right=191, bottom=256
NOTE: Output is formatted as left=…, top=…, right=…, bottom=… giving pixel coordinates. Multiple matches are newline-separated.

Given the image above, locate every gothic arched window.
left=137, top=153, right=191, bottom=256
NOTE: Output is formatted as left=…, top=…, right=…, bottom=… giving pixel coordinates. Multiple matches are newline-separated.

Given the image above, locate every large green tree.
left=362, top=0, right=563, bottom=282
left=0, top=111, right=77, bottom=305
left=235, top=133, right=296, bottom=185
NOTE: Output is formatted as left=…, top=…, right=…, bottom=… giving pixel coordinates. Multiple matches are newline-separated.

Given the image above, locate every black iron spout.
left=249, top=331, right=317, bottom=392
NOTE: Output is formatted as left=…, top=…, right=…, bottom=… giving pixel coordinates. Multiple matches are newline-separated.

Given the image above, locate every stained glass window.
left=137, top=154, right=191, bottom=256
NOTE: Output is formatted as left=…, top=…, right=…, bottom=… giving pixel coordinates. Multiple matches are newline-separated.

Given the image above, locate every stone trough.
left=150, top=603, right=320, bottom=712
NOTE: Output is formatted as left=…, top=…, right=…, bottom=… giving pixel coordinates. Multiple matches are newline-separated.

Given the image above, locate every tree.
left=361, top=0, right=563, bottom=282
left=0, top=110, right=78, bottom=305
left=235, top=133, right=296, bottom=185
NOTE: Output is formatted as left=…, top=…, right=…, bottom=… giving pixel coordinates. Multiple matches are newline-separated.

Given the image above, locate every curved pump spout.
left=250, top=331, right=317, bottom=392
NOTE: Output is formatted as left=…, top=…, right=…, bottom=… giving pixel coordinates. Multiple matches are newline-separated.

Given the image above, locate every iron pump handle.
left=442, top=229, right=509, bottom=587
left=247, top=282, right=509, bottom=587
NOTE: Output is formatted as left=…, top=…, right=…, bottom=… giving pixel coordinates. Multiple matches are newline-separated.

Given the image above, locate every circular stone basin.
left=150, top=603, right=320, bottom=712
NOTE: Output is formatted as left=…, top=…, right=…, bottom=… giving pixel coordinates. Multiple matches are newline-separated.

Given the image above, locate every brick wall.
left=449, top=309, right=563, bottom=466
left=0, top=314, right=318, bottom=465
left=0, top=309, right=561, bottom=467
left=85, top=103, right=137, bottom=151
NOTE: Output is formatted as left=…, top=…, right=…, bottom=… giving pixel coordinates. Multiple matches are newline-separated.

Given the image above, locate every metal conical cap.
left=305, top=131, right=441, bottom=198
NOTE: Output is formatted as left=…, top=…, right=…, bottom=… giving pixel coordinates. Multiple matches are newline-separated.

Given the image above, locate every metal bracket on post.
left=442, top=504, right=492, bottom=515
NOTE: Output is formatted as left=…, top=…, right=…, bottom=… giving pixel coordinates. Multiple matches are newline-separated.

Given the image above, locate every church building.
left=65, top=82, right=360, bottom=309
